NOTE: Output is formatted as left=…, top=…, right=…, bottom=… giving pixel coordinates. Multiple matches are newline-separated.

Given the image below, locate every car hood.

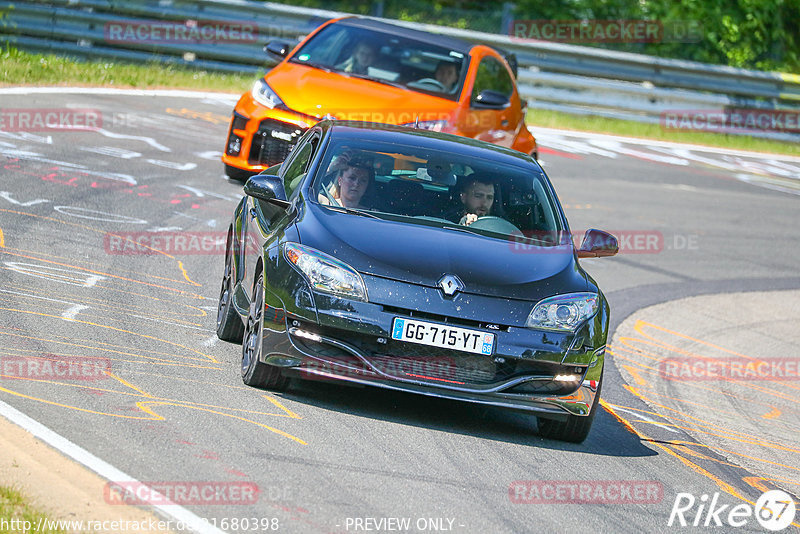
left=297, top=203, right=588, bottom=302
left=266, top=64, right=457, bottom=122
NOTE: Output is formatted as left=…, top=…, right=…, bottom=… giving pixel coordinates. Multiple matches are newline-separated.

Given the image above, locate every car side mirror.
left=472, top=89, right=510, bottom=109
left=264, top=40, right=291, bottom=61
left=577, top=229, right=619, bottom=258
left=244, top=174, right=290, bottom=209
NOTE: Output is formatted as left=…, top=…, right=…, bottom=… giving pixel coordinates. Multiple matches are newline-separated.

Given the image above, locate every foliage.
left=258, top=0, right=799, bottom=73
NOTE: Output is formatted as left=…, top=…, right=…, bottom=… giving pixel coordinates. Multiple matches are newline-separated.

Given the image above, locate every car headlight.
left=526, top=293, right=598, bottom=331
left=251, top=79, right=285, bottom=109
left=401, top=119, right=450, bottom=132
left=284, top=243, right=367, bottom=301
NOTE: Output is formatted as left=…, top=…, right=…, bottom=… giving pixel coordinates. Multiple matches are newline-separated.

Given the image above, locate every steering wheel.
left=460, top=215, right=522, bottom=235
left=415, top=78, right=447, bottom=91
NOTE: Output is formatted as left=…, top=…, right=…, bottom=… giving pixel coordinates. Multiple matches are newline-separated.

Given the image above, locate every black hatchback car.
left=216, top=121, right=617, bottom=443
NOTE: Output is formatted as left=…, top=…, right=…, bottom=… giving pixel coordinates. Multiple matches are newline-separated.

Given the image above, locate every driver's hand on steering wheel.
left=460, top=213, right=478, bottom=226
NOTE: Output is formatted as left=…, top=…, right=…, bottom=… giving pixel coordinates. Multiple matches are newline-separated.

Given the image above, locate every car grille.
left=369, top=339, right=498, bottom=384
left=248, top=119, right=307, bottom=166
left=291, top=323, right=573, bottom=388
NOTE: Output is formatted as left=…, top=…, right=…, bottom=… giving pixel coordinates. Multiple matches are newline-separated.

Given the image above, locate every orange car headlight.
left=251, top=79, right=286, bottom=110
left=401, top=119, right=450, bottom=132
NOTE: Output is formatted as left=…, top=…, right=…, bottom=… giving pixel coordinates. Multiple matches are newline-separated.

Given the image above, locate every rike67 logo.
left=669, top=490, right=796, bottom=531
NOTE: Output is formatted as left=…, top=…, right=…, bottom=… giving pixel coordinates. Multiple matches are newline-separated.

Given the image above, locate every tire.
left=537, top=369, right=602, bottom=443
left=225, top=164, right=255, bottom=182
left=241, top=272, right=289, bottom=390
left=216, top=234, right=245, bottom=343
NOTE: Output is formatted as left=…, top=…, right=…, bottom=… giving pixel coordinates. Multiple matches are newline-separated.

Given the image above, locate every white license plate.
left=391, top=318, right=495, bottom=355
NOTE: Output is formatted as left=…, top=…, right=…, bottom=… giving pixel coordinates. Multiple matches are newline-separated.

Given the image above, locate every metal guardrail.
left=2, top=0, right=799, bottom=142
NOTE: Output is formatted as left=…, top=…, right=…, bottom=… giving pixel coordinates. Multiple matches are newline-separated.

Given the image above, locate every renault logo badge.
left=438, top=274, right=464, bottom=297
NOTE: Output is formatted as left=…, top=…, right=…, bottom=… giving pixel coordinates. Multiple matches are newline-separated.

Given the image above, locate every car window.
left=311, top=138, right=565, bottom=246
left=471, top=56, right=514, bottom=100
left=289, top=22, right=469, bottom=101
left=282, top=135, right=317, bottom=199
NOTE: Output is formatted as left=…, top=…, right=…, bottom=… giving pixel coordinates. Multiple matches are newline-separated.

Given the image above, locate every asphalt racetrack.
left=0, top=88, right=798, bottom=533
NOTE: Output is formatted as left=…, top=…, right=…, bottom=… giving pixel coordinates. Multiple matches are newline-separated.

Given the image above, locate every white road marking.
left=95, top=128, right=171, bottom=153
left=146, top=159, right=197, bottom=171
left=532, top=126, right=800, bottom=162
left=53, top=206, right=147, bottom=224
left=128, top=314, right=215, bottom=333
left=588, top=139, right=690, bottom=166
left=0, top=288, right=80, bottom=307
left=0, top=147, right=91, bottom=169
left=201, top=335, right=219, bottom=348
left=0, top=399, right=228, bottom=534
left=0, top=130, right=53, bottom=144
left=734, top=174, right=800, bottom=196
left=610, top=406, right=679, bottom=433
left=0, top=191, right=50, bottom=207
left=62, top=304, right=89, bottom=321
left=195, top=150, right=224, bottom=161
left=176, top=184, right=238, bottom=202
left=79, top=146, right=142, bottom=159
left=3, top=262, right=106, bottom=288
left=146, top=226, right=183, bottom=232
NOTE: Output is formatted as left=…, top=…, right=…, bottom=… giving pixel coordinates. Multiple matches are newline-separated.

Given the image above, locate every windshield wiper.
left=343, top=72, right=406, bottom=90
left=288, top=58, right=332, bottom=73
left=443, top=224, right=482, bottom=236
left=327, top=206, right=382, bottom=219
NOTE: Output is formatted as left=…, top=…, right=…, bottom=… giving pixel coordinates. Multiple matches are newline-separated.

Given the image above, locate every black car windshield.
left=311, top=137, right=566, bottom=246
left=289, top=22, right=468, bottom=101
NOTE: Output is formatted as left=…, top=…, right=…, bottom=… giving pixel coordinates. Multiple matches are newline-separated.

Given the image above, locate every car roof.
left=334, top=17, right=475, bottom=55
left=322, top=120, right=540, bottom=170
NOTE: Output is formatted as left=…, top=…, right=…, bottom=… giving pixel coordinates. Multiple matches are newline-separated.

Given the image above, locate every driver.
left=445, top=175, right=496, bottom=226
left=336, top=41, right=377, bottom=75
left=318, top=151, right=374, bottom=209
left=434, top=61, right=459, bottom=92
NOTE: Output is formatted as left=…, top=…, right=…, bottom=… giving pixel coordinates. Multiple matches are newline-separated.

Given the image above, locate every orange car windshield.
left=289, top=23, right=468, bottom=101
left=312, top=140, right=566, bottom=246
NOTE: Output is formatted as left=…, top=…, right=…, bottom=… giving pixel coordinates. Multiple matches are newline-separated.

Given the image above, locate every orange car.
left=222, top=16, right=537, bottom=179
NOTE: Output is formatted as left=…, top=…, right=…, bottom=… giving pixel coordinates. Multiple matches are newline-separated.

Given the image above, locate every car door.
left=460, top=52, right=519, bottom=148
left=238, top=129, right=321, bottom=308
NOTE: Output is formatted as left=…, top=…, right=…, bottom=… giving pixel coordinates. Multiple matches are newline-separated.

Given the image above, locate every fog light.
left=293, top=329, right=321, bottom=342
left=554, top=374, right=580, bottom=382
left=226, top=134, right=242, bottom=156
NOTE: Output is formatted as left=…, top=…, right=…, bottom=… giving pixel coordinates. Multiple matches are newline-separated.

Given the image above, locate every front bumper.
left=258, top=297, right=605, bottom=420
left=221, top=105, right=311, bottom=174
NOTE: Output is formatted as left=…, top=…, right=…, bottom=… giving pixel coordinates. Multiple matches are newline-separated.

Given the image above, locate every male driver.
left=336, top=41, right=377, bottom=75
left=434, top=61, right=459, bottom=92
left=446, top=175, right=496, bottom=226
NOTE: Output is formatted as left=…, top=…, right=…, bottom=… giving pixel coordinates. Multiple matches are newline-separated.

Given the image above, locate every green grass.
left=0, top=47, right=258, bottom=93
left=2, top=47, right=797, bottom=156
left=527, top=108, right=800, bottom=157
left=0, top=486, right=67, bottom=534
